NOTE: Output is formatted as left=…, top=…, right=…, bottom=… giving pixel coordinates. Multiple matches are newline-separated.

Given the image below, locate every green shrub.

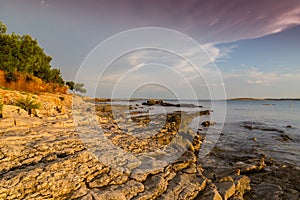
left=15, top=95, right=40, bottom=115
left=0, top=20, right=65, bottom=85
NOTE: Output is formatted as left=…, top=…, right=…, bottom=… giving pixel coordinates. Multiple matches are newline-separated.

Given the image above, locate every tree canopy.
left=66, top=81, right=75, bottom=91
left=0, top=21, right=6, bottom=34
left=74, top=83, right=86, bottom=94
left=0, top=20, right=64, bottom=85
left=66, top=81, right=86, bottom=94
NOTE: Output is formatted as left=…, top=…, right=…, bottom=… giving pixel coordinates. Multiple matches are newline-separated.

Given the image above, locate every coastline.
left=0, top=89, right=299, bottom=199
left=228, top=98, right=300, bottom=101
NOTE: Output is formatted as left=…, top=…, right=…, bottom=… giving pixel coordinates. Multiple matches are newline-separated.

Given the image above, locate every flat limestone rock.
left=0, top=90, right=255, bottom=200
left=159, top=172, right=207, bottom=200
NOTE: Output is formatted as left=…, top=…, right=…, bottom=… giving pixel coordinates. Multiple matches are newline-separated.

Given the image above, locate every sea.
left=219, top=100, right=300, bottom=166
left=103, top=99, right=300, bottom=166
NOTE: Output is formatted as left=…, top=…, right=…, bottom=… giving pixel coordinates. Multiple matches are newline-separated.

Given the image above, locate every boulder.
left=202, top=121, right=215, bottom=127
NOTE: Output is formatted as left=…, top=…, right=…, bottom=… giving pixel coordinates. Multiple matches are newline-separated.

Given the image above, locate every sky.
left=0, top=0, right=300, bottom=99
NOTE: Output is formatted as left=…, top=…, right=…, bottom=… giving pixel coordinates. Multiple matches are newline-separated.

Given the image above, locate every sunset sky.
left=1, top=0, right=300, bottom=98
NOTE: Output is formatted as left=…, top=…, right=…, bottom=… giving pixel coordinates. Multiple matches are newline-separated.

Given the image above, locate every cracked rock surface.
left=0, top=90, right=253, bottom=200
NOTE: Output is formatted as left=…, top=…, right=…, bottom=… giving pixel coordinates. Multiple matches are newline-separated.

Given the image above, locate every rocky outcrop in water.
left=142, top=99, right=203, bottom=108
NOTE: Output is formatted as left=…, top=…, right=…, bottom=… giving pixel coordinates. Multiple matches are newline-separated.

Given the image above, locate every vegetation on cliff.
left=15, top=95, right=40, bottom=115
left=0, top=20, right=64, bottom=85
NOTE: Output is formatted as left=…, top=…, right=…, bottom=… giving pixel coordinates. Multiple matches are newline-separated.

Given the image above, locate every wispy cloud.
left=223, top=67, right=300, bottom=86
left=221, top=67, right=300, bottom=97
left=180, top=0, right=300, bottom=43
left=247, top=80, right=268, bottom=86
left=265, top=7, right=300, bottom=35
left=40, top=0, right=48, bottom=7
left=246, top=68, right=279, bottom=86
left=202, top=43, right=237, bottom=62
left=209, top=18, right=220, bottom=27
left=223, top=67, right=284, bottom=86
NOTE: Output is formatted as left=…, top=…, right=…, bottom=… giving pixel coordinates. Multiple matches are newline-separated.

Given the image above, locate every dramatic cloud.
left=2, top=0, right=299, bottom=98
left=66, top=0, right=300, bottom=68
left=78, top=0, right=300, bottom=43
left=29, top=0, right=300, bottom=44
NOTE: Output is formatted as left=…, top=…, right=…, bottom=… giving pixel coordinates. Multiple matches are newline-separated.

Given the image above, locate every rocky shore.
left=141, top=99, right=203, bottom=108
left=0, top=89, right=298, bottom=199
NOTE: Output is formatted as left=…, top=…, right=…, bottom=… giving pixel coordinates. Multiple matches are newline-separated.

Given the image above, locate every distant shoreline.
left=229, top=98, right=300, bottom=101
left=94, top=97, right=300, bottom=102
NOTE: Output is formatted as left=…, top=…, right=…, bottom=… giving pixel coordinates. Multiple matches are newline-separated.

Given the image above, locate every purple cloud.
left=73, top=0, right=300, bottom=43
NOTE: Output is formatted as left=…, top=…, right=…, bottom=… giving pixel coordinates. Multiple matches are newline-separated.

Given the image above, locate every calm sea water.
left=175, top=99, right=299, bottom=165
left=107, top=99, right=300, bottom=165
left=193, top=100, right=299, bottom=166
left=221, top=100, right=300, bottom=166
